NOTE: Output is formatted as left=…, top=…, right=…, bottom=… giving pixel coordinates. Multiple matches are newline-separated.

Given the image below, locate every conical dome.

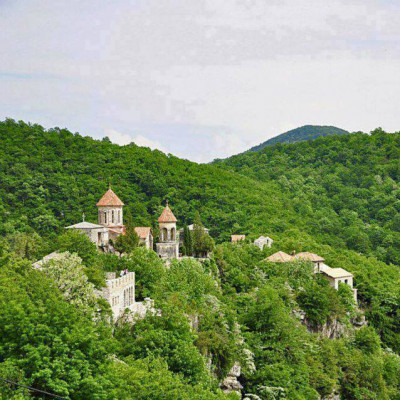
left=96, top=188, right=124, bottom=207
left=158, top=204, right=177, bottom=223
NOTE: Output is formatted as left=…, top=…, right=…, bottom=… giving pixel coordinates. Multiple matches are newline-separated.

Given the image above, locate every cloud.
left=1, top=1, right=400, bottom=162
left=105, top=129, right=168, bottom=153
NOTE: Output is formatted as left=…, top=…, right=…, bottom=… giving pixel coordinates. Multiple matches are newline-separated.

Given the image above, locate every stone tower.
left=156, top=201, right=179, bottom=259
left=97, top=188, right=125, bottom=241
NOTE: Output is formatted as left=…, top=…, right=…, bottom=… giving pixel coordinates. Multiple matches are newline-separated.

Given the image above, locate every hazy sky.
left=1, top=0, right=400, bottom=162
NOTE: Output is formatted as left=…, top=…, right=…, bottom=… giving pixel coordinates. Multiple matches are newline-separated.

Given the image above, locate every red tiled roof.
left=134, top=227, right=152, bottom=239
left=96, top=189, right=124, bottom=207
left=158, top=205, right=177, bottom=223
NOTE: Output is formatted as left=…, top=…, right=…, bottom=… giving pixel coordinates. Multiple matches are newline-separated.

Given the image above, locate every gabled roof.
left=231, top=235, right=246, bottom=242
left=255, top=236, right=273, bottom=242
left=294, top=252, right=325, bottom=262
left=65, top=221, right=105, bottom=229
left=158, top=205, right=177, bottom=223
left=134, top=227, right=153, bottom=239
left=319, top=264, right=353, bottom=278
left=266, top=251, right=293, bottom=263
left=32, top=252, right=61, bottom=269
left=96, top=188, right=124, bottom=207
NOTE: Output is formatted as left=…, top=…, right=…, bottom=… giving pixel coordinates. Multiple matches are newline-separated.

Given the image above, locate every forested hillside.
left=1, top=119, right=400, bottom=399
left=247, top=125, right=349, bottom=152
left=216, top=129, right=400, bottom=265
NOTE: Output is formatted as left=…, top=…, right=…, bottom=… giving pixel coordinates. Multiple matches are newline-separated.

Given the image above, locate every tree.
left=41, top=252, right=98, bottom=312
left=192, top=212, right=214, bottom=258
left=56, top=229, right=98, bottom=266
left=183, top=224, right=193, bottom=256
left=113, top=226, right=139, bottom=255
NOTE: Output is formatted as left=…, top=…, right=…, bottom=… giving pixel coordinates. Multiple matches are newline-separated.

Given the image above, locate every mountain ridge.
left=247, top=124, right=350, bottom=152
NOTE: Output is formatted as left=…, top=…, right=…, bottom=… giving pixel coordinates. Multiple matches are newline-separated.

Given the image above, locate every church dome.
left=158, top=204, right=177, bottom=223
left=96, top=188, right=124, bottom=207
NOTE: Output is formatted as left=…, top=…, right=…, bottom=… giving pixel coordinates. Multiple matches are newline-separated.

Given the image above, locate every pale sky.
left=1, top=0, right=400, bottom=162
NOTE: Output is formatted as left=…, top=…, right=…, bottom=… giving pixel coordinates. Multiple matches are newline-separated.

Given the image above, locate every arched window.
left=171, top=227, right=176, bottom=241
left=162, top=228, right=168, bottom=241
left=118, top=210, right=121, bottom=224
left=104, top=211, right=107, bottom=224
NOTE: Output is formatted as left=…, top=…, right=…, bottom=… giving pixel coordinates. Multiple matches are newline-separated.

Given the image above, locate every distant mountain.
left=248, top=125, right=349, bottom=152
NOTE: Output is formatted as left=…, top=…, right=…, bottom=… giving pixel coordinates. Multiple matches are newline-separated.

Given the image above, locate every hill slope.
left=2, top=119, right=400, bottom=398
left=216, top=129, right=400, bottom=265
left=248, top=124, right=349, bottom=152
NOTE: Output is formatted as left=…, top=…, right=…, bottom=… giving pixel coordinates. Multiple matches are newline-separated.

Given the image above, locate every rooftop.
left=319, top=264, right=353, bottom=278
left=134, top=227, right=152, bottom=239
left=65, top=221, right=105, bottom=229
left=265, top=251, right=293, bottom=263
left=96, top=188, right=124, bottom=207
left=158, top=204, right=177, bottom=223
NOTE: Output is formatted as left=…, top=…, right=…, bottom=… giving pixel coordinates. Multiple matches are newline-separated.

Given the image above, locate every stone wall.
left=99, top=272, right=136, bottom=321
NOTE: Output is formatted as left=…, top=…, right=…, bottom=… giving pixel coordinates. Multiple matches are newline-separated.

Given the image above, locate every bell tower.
left=96, top=187, right=125, bottom=238
left=156, top=200, right=179, bottom=259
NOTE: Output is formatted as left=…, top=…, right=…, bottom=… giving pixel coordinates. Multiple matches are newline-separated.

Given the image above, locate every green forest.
left=1, top=119, right=400, bottom=399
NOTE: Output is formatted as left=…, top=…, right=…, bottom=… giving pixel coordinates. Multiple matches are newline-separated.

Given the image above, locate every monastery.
left=34, top=187, right=358, bottom=321
left=65, top=188, right=178, bottom=259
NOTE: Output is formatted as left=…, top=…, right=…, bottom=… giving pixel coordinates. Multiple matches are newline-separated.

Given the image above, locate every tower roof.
left=158, top=204, right=177, bottom=223
left=96, top=188, right=124, bottom=207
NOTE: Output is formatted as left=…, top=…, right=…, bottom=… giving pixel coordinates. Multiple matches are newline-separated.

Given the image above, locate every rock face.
left=221, top=362, right=243, bottom=397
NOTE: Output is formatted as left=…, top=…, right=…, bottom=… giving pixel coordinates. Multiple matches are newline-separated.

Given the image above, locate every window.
left=112, top=210, right=114, bottom=224
left=104, top=211, right=107, bottom=224
left=118, top=210, right=121, bottom=224
left=345, top=279, right=348, bottom=284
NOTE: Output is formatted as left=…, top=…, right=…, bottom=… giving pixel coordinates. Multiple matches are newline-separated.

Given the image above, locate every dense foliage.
left=1, top=119, right=400, bottom=398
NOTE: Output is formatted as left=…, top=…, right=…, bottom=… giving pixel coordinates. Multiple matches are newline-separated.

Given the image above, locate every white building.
left=254, top=236, right=274, bottom=250
left=319, top=264, right=357, bottom=301
left=98, top=272, right=154, bottom=321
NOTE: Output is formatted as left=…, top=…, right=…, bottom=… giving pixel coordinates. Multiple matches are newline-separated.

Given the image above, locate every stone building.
left=254, top=236, right=274, bottom=250
left=98, top=272, right=136, bottom=321
left=97, top=188, right=125, bottom=242
left=231, top=235, right=246, bottom=243
left=267, top=250, right=357, bottom=301
left=65, top=220, right=109, bottom=248
left=319, top=264, right=357, bottom=301
left=97, top=271, right=154, bottom=321
left=156, top=201, right=179, bottom=259
left=134, top=227, right=154, bottom=250
left=294, top=252, right=325, bottom=273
